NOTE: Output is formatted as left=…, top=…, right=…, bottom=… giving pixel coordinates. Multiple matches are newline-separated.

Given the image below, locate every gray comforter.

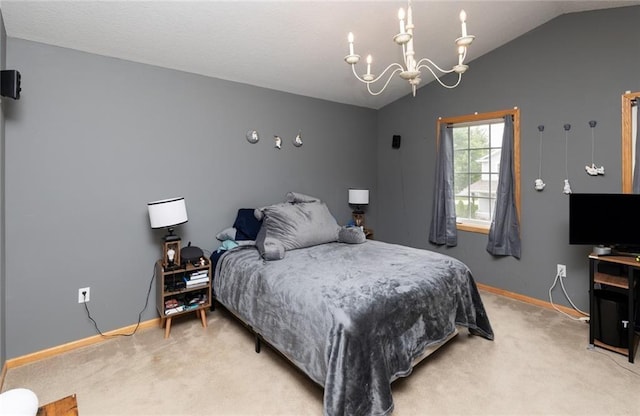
left=214, top=240, right=493, bottom=416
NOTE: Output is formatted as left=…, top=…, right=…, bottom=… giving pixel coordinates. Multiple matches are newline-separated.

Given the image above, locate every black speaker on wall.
left=392, top=135, right=401, bottom=149
left=1, top=70, right=21, bottom=100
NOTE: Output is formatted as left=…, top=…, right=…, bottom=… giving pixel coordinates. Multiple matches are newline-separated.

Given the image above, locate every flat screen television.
left=569, top=193, right=640, bottom=255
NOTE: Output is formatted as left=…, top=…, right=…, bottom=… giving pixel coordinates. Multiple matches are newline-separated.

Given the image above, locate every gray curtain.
left=429, top=123, right=457, bottom=246
left=486, top=116, right=521, bottom=258
left=633, top=101, right=639, bottom=194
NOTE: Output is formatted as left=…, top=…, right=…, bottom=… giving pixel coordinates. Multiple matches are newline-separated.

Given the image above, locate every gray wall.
left=3, top=39, right=377, bottom=359
left=376, top=6, right=640, bottom=310
left=3, top=5, right=638, bottom=362
left=1, top=9, right=7, bottom=367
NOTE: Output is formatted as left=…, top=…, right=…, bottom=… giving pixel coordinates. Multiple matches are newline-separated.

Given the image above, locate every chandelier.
left=344, top=0, right=475, bottom=97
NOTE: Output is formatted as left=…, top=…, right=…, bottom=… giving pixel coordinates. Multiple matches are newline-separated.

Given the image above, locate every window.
left=437, top=109, right=520, bottom=234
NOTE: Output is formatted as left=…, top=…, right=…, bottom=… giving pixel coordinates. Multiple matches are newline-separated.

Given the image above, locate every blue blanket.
left=214, top=240, right=493, bottom=415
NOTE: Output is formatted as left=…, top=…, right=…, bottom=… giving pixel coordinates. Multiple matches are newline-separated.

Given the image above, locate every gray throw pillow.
left=258, top=201, right=340, bottom=251
left=255, top=225, right=286, bottom=261
left=285, top=192, right=319, bottom=203
left=215, top=227, right=237, bottom=241
left=338, top=226, right=366, bottom=244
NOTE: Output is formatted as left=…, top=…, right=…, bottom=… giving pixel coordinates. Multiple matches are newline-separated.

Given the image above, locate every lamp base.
left=162, top=238, right=181, bottom=269
left=163, top=227, right=181, bottom=242
left=163, top=263, right=181, bottom=272
left=352, top=210, right=365, bottom=228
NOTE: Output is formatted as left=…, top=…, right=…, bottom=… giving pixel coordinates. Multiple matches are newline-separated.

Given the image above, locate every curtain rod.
left=445, top=114, right=513, bottom=128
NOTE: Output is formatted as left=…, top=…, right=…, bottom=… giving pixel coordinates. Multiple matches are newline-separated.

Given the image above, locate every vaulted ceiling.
left=1, top=1, right=638, bottom=109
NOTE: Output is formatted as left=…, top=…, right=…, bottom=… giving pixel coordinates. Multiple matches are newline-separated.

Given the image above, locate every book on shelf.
left=165, top=305, right=185, bottom=315
left=189, top=270, right=208, bottom=278
left=187, top=282, right=209, bottom=289
left=184, top=276, right=209, bottom=287
left=187, top=274, right=209, bottom=281
left=187, top=293, right=208, bottom=306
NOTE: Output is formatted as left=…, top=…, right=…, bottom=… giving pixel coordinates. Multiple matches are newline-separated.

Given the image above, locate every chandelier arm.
left=351, top=62, right=405, bottom=85
left=415, top=58, right=456, bottom=75
left=366, top=67, right=405, bottom=95
left=417, top=64, right=463, bottom=89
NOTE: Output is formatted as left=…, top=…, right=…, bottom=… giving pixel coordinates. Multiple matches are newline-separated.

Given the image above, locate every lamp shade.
left=147, top=197, right=188, bottom=229
left=348, top=189, right=369, bottom=205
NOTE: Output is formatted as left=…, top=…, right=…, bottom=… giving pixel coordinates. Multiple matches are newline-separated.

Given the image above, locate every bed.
left=211, top=193, right=494, bottom=416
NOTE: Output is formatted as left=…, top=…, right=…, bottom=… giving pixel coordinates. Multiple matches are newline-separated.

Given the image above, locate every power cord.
left=588, top=347, right=640, bottom=377
left=82, top=263, right=156, bottom=337
left=549, top=271, right=589, bottom=321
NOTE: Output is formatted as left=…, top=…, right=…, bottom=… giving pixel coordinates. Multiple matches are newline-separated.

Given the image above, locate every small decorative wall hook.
left=274, top=135, right=282, bottom=149
left=293, top=130, right=303, bottom=147
left=563, top=124, right=572, bottom=194
left=585, top=119, right=604, bottom=176
left=535, top=125, right=546, bottom=191
left=246, top=130, right=260, bottom=144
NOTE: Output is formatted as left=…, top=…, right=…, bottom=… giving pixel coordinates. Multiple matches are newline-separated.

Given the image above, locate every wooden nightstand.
left=364, top=228, right=374, bottom=240
left=156, top=259, right=212, bottom=338
left=37, top=394, right=78, bottom=416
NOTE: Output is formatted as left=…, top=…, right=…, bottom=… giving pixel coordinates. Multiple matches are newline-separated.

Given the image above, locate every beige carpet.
left=3, top=291, right=639, bottom=415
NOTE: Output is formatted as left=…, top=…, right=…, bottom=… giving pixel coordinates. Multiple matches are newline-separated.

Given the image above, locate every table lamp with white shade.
left=348, top=189, right=369, bottom=228
left=148, top=197, right=188, bottom=269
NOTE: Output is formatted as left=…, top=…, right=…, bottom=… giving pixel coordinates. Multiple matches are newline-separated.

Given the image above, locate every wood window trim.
left=621, top=91, right=639, bottom=193
left=436, top=108, right=521, bottom=233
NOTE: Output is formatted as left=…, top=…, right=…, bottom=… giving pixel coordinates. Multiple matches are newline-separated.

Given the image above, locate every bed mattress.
left=214, top=240, right=493, bottom=415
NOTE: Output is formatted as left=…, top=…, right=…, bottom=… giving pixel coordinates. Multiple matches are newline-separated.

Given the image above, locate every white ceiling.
left=1, top=0, right=638, bottom=109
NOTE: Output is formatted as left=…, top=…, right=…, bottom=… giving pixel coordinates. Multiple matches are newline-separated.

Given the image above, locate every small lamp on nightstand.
left=148, top=197, right=188, bottom=270
left=348, top=189, right=369, bottom=228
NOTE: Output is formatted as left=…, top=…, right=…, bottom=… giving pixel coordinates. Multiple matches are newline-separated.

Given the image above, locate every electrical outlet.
left=557, top=264, right=566, bottom=278
left=78, top=287, right=90, bottom=303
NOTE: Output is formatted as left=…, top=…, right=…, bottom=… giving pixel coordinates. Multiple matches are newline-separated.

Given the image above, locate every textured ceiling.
left=1, top=0, right=638, bottom=109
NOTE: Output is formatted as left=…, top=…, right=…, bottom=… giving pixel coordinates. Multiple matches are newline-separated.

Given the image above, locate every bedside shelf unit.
left=156, top=259, right=212, bottom=338
left=588, top=254, right=639, bottom=363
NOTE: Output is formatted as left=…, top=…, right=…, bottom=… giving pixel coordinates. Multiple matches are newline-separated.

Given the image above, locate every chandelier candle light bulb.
left=348, top=32, right=354, bottom=55
left=460, top=10, right=467, bottom=37
left=344, top=0, right=474, bottom=97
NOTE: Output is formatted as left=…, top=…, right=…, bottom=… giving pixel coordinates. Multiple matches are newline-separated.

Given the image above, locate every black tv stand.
left=611, top=246, right=640, bottom=258
left=588, top=254, right=639, bottom=363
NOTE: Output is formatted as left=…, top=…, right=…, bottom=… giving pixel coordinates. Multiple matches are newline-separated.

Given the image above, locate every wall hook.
left=585, top=120, right=604, bottom=176
left=535, top=125, right=546, bottom=191
left=293, top=130, right=303, bottom=147
left=563, top=124, right=572, bottom=194
left=246, top=130, right=260, bottom=144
